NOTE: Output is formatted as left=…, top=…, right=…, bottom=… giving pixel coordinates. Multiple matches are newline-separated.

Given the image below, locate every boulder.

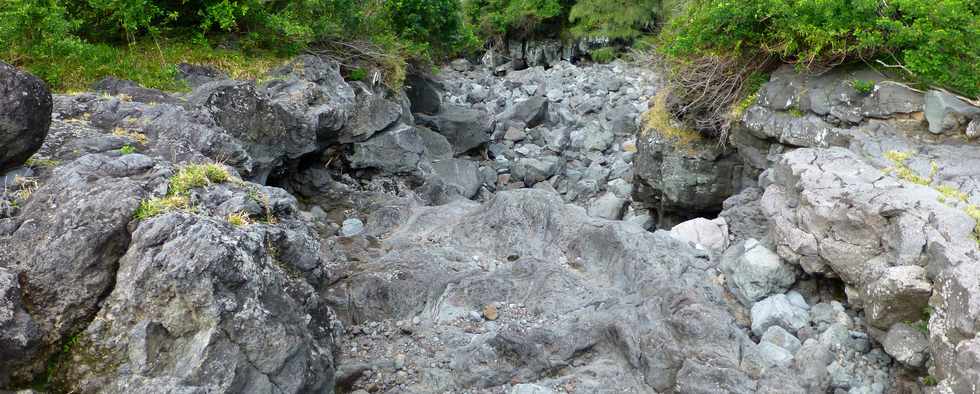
left=670, top=217, right=729, bottom=255
left=417, top=105, right=491, bottom=154
left=0, top=267, right=42, bottom=387
left=720, top=239, right=796, bottom=306
left=505, top=95, right=549, bottom=129
left=91, top=77, right=177, bottom=104
left=751, top=293, right=809, bottom=336
left=418, top=126, right=453, bottom=160
left=428, top=158, right=482, bottom=199
left=0, top=62, right=52, bottom=173
left=569, top=122, right=614, bottom=152
left=761, top=326, right=802, bottom=354
left=511, top=156, right=560, bottom=186
left=864, top=266, right=931, bottom=329
left=263, top=55, right=356, bottom=142
left=924, top=90, right=980, bottom=135
left=406, top=74, right=442, bottom=115
left=176, top=63, right=227, bottom=88
left=587, top=192, right=627, bottom=220
left=342, top=82, right=402, bottom=143
left=349, top=124, right=425, bottom=174
left=882, top=323, right=928, bottom=368
left=0, top=154, right=157, bottom=382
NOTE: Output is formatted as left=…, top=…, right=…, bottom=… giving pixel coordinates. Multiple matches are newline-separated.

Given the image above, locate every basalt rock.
left=0, top=62, right=52, bottom=173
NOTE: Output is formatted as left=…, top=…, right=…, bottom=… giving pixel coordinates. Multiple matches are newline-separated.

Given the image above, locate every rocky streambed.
left=1, top=53, right=979, bottom=394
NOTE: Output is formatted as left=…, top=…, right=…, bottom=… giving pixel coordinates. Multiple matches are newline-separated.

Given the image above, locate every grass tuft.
left=642, top=90, right=704, bottom=149
left=227, top=211, right=252, bottom=227
left=168, top=163, right=230, bottom=196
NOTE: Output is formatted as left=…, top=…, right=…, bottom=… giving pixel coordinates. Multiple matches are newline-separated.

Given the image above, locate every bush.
left=464, top=0, right=569, bottom=40
left=568, top=0, right=658, bottom=40
left=589, top=47, right=618, bottom=63
left=662, top=0, right=980, bottom=98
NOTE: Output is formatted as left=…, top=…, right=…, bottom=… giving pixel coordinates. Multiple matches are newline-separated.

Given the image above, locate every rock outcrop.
left=0, top=62, right=52, bottom=173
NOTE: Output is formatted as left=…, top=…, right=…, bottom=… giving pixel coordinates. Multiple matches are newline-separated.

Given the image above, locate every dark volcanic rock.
left=0, top=62, right=52, bottom=173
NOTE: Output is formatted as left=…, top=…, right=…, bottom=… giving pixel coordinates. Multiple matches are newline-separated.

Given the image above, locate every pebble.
left=340, top=218, right=365, bottom=237
left=483, top=304, right=499, bottom=321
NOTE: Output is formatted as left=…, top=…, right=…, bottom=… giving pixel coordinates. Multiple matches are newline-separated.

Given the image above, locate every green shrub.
left=119, top=145, right=136, bottom=155
left=661, top=0, right=980, bottom=98
left=852, top=79, right=875, bottom=95
left=568, top=0, right=658, bottom=40
left=590, top=47, right=617, bottom=63
left=464, top=0, right=568, bottom=40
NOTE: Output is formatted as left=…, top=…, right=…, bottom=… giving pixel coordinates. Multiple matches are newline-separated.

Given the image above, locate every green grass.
left=590, top=47, right=618, bottom=63
left=119, top=145, right=136, bottom=155
left=5, top=39, right=287, bottom=93
left=134, top=163, right=231, bottom=220
left=227, top=211, right=252, bottom=227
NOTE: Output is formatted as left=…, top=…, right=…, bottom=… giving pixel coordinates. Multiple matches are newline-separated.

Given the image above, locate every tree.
left=569, top=0, right=659, bottom=40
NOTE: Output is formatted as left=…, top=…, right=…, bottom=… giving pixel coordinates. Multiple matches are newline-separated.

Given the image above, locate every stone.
left=761, top=326, right=802, bottom=354
left=924, top=90, right=980, bottom=134
left=670, top=217, right=730, bottom=255
left=418, top=126, right=454, bottom=160
left=756, top=341, right=794, bottom=368
left=482, top=304, right=498, bottom=321
left=809, top=302, right=853, bottom=332
left=349, top=124, right=425, bottom=174
left=504, top=127, right=527, bottom=142
left=587, top=193, right=626, bottom=220
left=341, top=218, right=366, bottom=237
left=0, top=62, right=52, bottom=173
left=450, top=59, right=472, bottom=72
left=882, top=323, right=928, bottom=368
left=429, top=158, right=482, bottom=199
left=418, top=105, right=491, bottom=154
left=406, top=73, right=442, bottom=115
left=864, top=266, right=931, bottom=329
left=751, top=294, right=810, bottom=336
left=343, top=82, right=403, bottom=143
left=511, top=156, right=560, bottom=186
left=91, top=76, right=178, bottom=104
left=507, top=95, right=549, bottom=128
left=511, top=384, right=555, bottom=394
left=569, top=123, right=614, bottom=152
left=0, top=267, right=42, bottom=387
left=176, top=63, right=227, bottom=88
left=721, top=239, right=797, bottom=306
left=968, top=118, right=979, bottom=138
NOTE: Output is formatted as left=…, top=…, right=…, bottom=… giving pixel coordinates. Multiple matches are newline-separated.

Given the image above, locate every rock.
left=349, top=124, right=425, bottom=174
left=429, top=158, right=482, bottom=199
left=882, top=322, right=928, bottom=368
left=756, top=341, right=795, bottom=368
left=176, top=63, right=227, bottom=88
left=587, top=193, right=626, bottom=220
left=0, top=62, right=52, bottom=173
left=263, top=55, right=356, bottom=142
left=406, top=74, right=442, bottom=114
left=504, top=127, right=527, bottom=142
left=482, top=304, right=498, bottom=321
left=968, top=118, right=979, bottom=138
left=670, top=217, right=729, bottom=255
left=719, top=187, right=769, bottom=244
left=0, top=267, right=42, bottom=387
left=341, top=218, right=366, bottom=237
left=809, top=302, right=853, bottom=332
left=92, top=76, right=178, bottom=104
left=924, top=90, right=980, bottom=134
left=418, top=105, right=491, bottom=154
left=569, top=123, right=614, bottom=152
left=511, top=156, right=560, bottom=186
left=721, top=239, right=796, bottom=306
left=751, top=294, right=809, bottom=336
left=761, top=326, right=802, bottom=354
left=510, top=383, right=555, bottom=394
left=418, top=126, right=454, bottom=160
left=506, top=95, right=549, bottom=128
left=450, top=59, right=472, bottom=72
left=864, top=266, right=931, bottom=329
left=633, top=125, right=742, bottom=227
left=342, top=82, right=403, bottom=143
left=0, top=154, right=156, bottom=381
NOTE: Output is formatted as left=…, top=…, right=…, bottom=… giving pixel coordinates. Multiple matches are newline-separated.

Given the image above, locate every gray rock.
left=177, top=63, right=227, bottom=88
left=263, top=55, right=356, bottom=141
left=882, top=322, right=928, bottom=367
left=864, top=266, right=931, bottom=329
left=569, top=123, right=614, bottom=152
left=418, top=105, right=491, bottom=154
left=418, top=126, right=454, bottom=160
left=0, top=266, right=42, bottom=387
left=0, top=62, right=52, bottom=173
left=343, top=82, right=402, bottom=143
left=924, top=90, right=980, bottom=134
left=511, top=156, right=560, bottom=186
left=510, top=384, right=555, bottom=394
left=341, top=218, right=366, bottom=237
left=91, top=77, right=177, bottom=104
left=721, top=239, right=796, bottom=306
left=506, top=95, right=549, bottom=128
left=349, top=124, right=425, bottom=174
left=761, top=326, right=802, bottom=354
left=406, top=74, right=442, bottom=114
left=751, top=294, right=809, bottom=335
left=450, top=59, right=473, bottom=72
left=670, top=217, right=729, bottom=255
left=0, top=154, right=157, bottom=381
left=756, top=341, right=794, bottom=368
left=429, top=158, right=482, bottom=199
left=587, top=193, right=626, bottom=220
left=968, top=118, right=979, bottom=138
left=719, top=187, right=769, bottom=244
left=809, top=302, right=853, bottom=332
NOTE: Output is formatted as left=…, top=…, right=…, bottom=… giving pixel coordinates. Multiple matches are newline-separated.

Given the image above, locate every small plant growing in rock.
left=642, top=91, right=704, bottom=149
left=119, top=145, right=136, bottom=155
left=227, top=211, right=252, bottom=227
left=134, top=196, right=190, bottom=220
left=348, top=67, right=368, bottom=81
left=590, top=47, right=618, bottom=64
left=923, top=375, right=938, bottom=386
left=168, top=163, right=230, bottom=196
left=112, top=127, right=148, bottom=145
left=884, top=150, right=935, bottom=186
left=25, top=157, right=61, bottom=169
left=786, top=106, right=805, bottom=117
left=851, top=79, right=875, bottom=95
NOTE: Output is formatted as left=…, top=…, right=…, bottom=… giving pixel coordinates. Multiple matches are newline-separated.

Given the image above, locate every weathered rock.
left=177, top=63, right=227, bottom=88
left=751, top=293, right=809, bottom=336
left=349, top=124, right=425, bottom=174
left=587, top=192, right=626, bottom=220
left=511, top=156, right=560, bottom=186
left=0, top=62, right=52, bottom=173
left=505, top=95, right=549, bottom=129
left=91, top=77, right=177, bottom=104
left=569, top=123, right=614, bottom=152
left=342, top=82, right=402, bottom=143
left=721, top=239, right=796, bottom=306
left=418, top=126, right=453, bottom=160
left=633, top=127, right=742, bottom=227
left=341, top=218, right=366, bottom=237
left=417, top=105, right=491, bottom=154
left=0, top=267, right=42, bottom=387
left=761, top=326, right=802, bottom=354
left=263, top=55, right=356, bottom=142
left=0, top=154, right=157, bottom=383
left=406, top=74, right=442, bottom=115
left=670, top=217, right=729, bottom=255
left=719, top=187, right=769, bottom=244
left=864, top=266, right=931, bottom=329
left=428, top=158, right=482, bottom=199
left=882, top=322, right=928, bottom=368
left=924, top=90, right=980, bottom=135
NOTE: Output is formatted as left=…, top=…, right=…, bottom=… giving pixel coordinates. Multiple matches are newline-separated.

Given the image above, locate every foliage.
left=134, top=195, right=189, bottom=220
left=119, top=145, right=137, bottom=155
left=660, top=0, right=980, bottom=98
left=464, top=0, right=570, bottom=40
left=568, top=0, right=658, bottom=40
left=227, top=211, right=252, bottom=227
left=385, top=0, right=477, bottom=53
left=590, top=47, right=617, bottom=63
left=169, top=163, right=229, bottom=196
left=642, top=90, right=704, bottom=149
left=851, top=79, right=875, bottom=95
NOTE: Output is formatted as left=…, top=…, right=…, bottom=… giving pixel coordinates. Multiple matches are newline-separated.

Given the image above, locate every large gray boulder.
left=0, top=154, right=159, bottom=384
left=417, top=105, right=491, bottom=155
left=428, top=158, right=482, bottom=199
left=263, top=55, right=355, bottom=142
left=881, top=323, right=929, bottom=368
left=349, top=124, right=425, bottom=174
left=0, top=62, right=52, bottom=173
left=0, top=266, right=42, bottom=387
left=924, top=90, right=980, bottom=135
left=721, top=239, right=796, bottom=306
left=342, top=82, right=402, bottom=143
